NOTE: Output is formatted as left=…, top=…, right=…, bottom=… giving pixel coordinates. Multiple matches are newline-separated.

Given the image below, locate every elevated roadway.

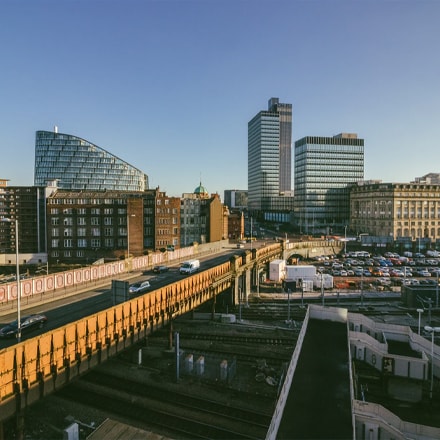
left=0, top=238, right=341, bottom=434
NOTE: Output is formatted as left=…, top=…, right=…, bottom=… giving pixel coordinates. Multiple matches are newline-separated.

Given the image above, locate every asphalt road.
left=0, top=248, right=243, bottom=349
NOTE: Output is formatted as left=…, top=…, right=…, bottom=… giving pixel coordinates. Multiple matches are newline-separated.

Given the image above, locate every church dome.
left=194, top=181, right=208, bottom=195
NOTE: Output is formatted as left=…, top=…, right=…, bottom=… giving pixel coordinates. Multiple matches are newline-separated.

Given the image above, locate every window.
left=91, top=239, right=100, bottom=247
left=64, top=239, right=73, bottom=248
left=105, top=238, right=114, bottom=247
left=91, top=217, right=99, bottom=225
left=78, top=217, right=86, bottom=225
left=91, top=228, right=100, bottom=236
left=52, top=228, right=59, bottom=237
left=104, top=217, right=113, bottom=225
left=51, top=218, right=59, bottom=226
left=77, top=239, right=87, bottom=248
left=51, top=239, right=59, bottom=248
left=63, top=228, right=72, bottom=237
left=77, top=228, right=86, bottom=237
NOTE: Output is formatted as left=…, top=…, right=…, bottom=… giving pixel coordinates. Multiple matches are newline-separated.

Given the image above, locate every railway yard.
left=3, top=305, right=300, bottom=440
left=3, top=287, right=440, bottom=439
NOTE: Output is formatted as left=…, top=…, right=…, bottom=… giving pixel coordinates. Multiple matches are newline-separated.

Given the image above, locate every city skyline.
left=1, top=1, right=439, bottom=198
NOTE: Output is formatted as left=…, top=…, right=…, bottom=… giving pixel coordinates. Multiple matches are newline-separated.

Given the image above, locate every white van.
left=179, top=259, right=200, bottom=275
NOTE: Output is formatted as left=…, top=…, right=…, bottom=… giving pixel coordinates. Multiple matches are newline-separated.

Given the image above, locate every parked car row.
left=314, top=250, right=440, bottom=281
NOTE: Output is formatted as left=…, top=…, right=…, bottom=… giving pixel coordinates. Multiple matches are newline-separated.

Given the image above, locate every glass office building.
left=34, top=129, right=148, bottom=191
left=248, top=98, right=293, bottom=212
left=294, top=133, right=364, bottom=234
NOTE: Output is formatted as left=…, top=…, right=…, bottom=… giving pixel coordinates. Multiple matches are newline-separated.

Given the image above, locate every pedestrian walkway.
left=276, top=317, right=353, bottom=439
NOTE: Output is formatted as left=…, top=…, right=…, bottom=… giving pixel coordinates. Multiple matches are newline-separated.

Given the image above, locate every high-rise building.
left=248, top=98, right=293, bottom=215
left=34, top=128, right=148, bottom=191
left=294, top=133, right=364, bottom=234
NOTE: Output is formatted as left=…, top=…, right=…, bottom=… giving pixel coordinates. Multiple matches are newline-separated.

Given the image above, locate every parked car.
left=0, top=314, right=48, bottom=338
left=153, top=265, right=169, bottom=273
left=128, top=281, right=151, bottom=294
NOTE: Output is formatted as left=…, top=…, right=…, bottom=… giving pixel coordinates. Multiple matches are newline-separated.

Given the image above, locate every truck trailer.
left=269, top=259, right=286, bottom=282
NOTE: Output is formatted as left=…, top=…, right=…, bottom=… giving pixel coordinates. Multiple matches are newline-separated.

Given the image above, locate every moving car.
left=0, top=314, right=48, bottom=338
left=128, top=280, right=151, bottom=294
left=153, top=265, right=169, bottom=273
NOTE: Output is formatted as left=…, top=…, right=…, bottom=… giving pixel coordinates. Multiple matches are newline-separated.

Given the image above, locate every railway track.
left=59, top=369, right=271, bottom=439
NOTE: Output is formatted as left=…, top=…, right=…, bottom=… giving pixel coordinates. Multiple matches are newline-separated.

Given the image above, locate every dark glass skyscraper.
left=34, top=129, right=148, bottom=191
left=248, top=98, right=293, bottom=213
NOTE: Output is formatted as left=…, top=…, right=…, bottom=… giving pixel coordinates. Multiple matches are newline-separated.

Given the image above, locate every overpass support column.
left=232, top=274, right=240, bottom=306
left=244, top=268, right=251, bottom=305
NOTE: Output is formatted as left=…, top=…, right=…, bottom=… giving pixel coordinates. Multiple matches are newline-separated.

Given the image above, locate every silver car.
left=128, top=281, right=151, bottom=294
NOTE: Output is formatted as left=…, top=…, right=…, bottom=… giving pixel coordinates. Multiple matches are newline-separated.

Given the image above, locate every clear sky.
left=1, top=0, right=439, bottom=198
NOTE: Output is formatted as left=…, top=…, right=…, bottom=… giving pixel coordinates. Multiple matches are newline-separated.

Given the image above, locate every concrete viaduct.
left=0, top=239, right=342, bottom=432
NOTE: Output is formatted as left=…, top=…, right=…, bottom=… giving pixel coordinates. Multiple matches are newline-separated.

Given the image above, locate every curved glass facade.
left=34, top=130, right=148, bottom=191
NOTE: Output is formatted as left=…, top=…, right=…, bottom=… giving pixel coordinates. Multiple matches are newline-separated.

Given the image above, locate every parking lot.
left=311, top=250, right=440, bottom=289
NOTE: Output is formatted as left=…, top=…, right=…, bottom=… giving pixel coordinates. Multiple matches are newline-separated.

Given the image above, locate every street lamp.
left=424, top=325, right=440, bottom=400
left=1, top=218, right=21, bottom=341
left=436, top=272, right=439, bottom=309
left=344, top=225, right=348, bottom=255
left=320, top=270, right=325, bottom=306
left=360, top=271, right=364, bottom=308
left=417, top=308, right=424, bottom=335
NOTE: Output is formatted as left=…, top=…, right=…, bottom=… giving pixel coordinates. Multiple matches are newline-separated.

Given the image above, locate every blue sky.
left=1, top=0, right=439, bottom=198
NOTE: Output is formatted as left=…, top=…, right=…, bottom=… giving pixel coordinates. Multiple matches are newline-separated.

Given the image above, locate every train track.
left=59, top=369, right=271, bottom=439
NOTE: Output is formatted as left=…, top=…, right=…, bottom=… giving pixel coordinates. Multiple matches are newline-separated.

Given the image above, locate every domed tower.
left=193, top=180, right=209, bottom=198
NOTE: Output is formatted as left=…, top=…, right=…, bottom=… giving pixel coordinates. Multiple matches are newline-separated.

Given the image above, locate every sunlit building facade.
left=34, top=128, right=148, bottom=191
left=0, top=179, right=48, bottom=257
left=294, top=133, right=364, bottom=234
left=350, top=182, right=440, bottom=243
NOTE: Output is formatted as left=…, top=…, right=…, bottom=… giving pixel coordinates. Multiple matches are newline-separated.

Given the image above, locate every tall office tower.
left=34, top=128, right=148, bottom=191
left=248, top=98, right=293, bottom=214
left=294, top=133, right=364, bottom=234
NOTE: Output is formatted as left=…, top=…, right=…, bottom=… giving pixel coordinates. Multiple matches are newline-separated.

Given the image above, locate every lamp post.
left=436, top=272, right=439, bottom=309
left=361, top=271, right=364, bottom=308
left=1, top=218, right=21, bottom=342
left=417, top=308, right=424, bottom=335
left=344, top=225, right=347, bottom=255
left=424, top=325, right=440, bottom=400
